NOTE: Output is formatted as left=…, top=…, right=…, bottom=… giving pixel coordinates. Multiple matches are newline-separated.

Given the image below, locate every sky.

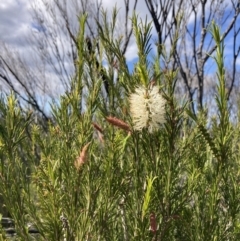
left=0, top=0, right=152, bottom=100
left=0, top=0, right=238, bottom=66
left=0, top=0, right=149, bottom=61
left=0, top=0, right=239, bottom=110
left=1, top=0, right=239, bottom=62
left=0, top=1, right=37, bottom=48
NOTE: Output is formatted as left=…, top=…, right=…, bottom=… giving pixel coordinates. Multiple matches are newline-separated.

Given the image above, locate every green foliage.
left=0, top=15, right=240, bottom=241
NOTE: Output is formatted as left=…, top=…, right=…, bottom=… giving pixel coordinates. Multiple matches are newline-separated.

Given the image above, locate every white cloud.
left=0, top=0, right=152, bottom=62
left=236, top=57, right=240, bottom=66
left=125, top=42, right=138, bottom=62
left=0, top=0, right=31, bottom=46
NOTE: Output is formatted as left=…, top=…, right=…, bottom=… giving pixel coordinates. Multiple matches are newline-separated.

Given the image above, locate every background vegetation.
left=0, top=1, right=240, bottom=240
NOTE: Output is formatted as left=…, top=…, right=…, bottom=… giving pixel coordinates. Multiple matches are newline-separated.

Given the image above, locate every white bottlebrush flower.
left=129, top=85, right=166, bottom=133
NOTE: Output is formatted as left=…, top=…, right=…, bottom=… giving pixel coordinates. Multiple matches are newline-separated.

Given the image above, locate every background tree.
left=0, top=0, right=137, bottom=123
left=0, top=0, right=239, bottom=118
left=145, top=0, right=240, bottom=114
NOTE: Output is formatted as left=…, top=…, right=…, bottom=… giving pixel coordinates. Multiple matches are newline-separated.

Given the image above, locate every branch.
left=203, top=3, right=240, bottom=63
left=227, top=24, right=240, bottom=100
left=0, top=58, right=49, bottom=122
left=121, top=0, right=138, bottom=55
left=145, top=0, right=162, bottom=54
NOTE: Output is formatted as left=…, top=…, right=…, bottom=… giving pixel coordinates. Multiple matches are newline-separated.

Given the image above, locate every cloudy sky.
left=0, top=0, right=150, bottom=60
left=0, top=1, right=30, bottom=47
left=1, top=0, right=238, bottom=64
left=0, top=0, right=156, bottom=99
left=0, top=0, right=239, bottom=100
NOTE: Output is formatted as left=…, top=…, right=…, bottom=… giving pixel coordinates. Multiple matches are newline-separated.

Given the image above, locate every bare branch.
left=146, top=0, right=240, bottom=112
left=121, top=0, right=138, bottom=55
